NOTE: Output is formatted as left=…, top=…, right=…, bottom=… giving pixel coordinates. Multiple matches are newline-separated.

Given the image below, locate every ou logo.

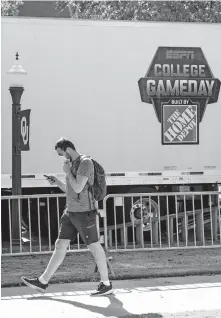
left=21, top=116, right=29, bottom=145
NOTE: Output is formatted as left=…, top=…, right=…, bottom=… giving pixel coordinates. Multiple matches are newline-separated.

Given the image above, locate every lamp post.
left=8, top=53, right=27, bottom=244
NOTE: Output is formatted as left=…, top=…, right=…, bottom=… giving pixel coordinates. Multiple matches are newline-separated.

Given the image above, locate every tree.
left=56, top=1, right=221, bottom=23
left=1, top=0, right=23, bottom=16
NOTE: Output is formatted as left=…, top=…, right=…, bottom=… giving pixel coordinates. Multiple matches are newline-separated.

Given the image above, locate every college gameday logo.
left=138, top=47, right=220, bottom=144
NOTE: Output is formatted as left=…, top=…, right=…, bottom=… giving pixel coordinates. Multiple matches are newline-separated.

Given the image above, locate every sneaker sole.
left=21, top=277, right=46, bottom=294
left=91, top=288, right=114, bottom=296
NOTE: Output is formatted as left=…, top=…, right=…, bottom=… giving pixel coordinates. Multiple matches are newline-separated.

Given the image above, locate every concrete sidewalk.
left=1, top=275, right=221, bottom=318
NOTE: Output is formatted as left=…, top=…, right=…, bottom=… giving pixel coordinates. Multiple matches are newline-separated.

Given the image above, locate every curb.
left=2, top=268, right=221, bottom=288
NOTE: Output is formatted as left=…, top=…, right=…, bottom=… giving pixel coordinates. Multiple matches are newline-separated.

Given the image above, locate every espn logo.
left=166, top=50, right=194, bottom=60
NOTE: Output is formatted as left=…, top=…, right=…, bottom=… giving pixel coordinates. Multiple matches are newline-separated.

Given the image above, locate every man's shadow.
left=29, top=294, right=163, bottom=317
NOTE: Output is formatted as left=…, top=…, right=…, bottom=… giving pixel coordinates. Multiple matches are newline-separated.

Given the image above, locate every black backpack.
left=90, top=158, right=107, bottom=201
left=78, top=156, right=107, bottom=201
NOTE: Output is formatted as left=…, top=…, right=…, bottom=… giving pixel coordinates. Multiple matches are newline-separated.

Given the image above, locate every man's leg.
left=88, top=241, right=109, bottom=283
left=70, top=211, right=113, bottom=296
left=39, top=238, right=70, bottom=283
left=21, top=212, right=76, bottom=293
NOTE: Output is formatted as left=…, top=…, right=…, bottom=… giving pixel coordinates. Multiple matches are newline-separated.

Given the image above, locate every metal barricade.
left=102, top=191, right=221, bottom=251
left=2, top=191, right=221, bottom=255
left=1, top=194, right=107, bottom=256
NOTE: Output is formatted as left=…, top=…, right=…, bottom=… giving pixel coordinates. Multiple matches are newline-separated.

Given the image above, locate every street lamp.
left=7, top=53, right=27, bottom=245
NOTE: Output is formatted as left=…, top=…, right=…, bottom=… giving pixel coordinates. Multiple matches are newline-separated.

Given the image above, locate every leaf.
left=55, top=1, right=221, bottom=23
left=1, top=0, right=24, bottom=16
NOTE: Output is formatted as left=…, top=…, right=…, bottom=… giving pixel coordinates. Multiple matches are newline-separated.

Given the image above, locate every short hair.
left=55, top=137, right=76, bottom=151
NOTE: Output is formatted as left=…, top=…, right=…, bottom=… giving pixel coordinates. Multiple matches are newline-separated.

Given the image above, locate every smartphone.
left=44, top=175, right=55, bottom=182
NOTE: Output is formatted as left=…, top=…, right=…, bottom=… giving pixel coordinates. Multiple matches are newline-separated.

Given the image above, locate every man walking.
left=21, top=137, right=113, bottom=296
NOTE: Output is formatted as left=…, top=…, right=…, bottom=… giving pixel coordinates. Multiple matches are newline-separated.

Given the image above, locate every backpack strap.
left=75, top=155, right=95, bottom=210
left=73, top=155, right=84, bottom=200
left=87, top=157, right=95, bottom=210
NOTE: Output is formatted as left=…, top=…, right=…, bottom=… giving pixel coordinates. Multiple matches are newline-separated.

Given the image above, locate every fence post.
left=109, top=230, right=113, bottom=248
left=120, top=227, right=128, bottom=247
left=136, top=225, right=142, bottom=246
left=152, top=219, right=159, bottom=245
left=181, top=216, right=188, bottom=243
left=169, top=217, right=174, bottom=244
left=196, top=211, right=204, bottom=243
left=212, top=208, right=218, bottom=242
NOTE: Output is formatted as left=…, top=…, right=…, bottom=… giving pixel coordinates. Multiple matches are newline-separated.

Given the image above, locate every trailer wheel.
left=130, top=197, right=159, bottom=230
left=124, top=187, right=166, bottom=228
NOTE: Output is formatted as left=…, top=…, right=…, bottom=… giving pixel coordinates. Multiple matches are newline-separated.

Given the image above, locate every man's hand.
left=46, top=176, right=66, bottom=193
left=46, top=176, right=59, bottom=186
left=63, top=160, right=72, bottom=174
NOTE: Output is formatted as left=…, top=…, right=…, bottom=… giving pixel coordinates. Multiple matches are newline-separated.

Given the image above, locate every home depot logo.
left=138, top=47, right=220, bottom=145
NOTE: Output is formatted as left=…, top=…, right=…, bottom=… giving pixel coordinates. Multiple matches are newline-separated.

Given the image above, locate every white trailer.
left=1, top=17, right=221, bottom=236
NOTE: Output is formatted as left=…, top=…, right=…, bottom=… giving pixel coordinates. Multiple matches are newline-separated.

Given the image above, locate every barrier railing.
left=102, top=191, right=221, bottom=251
left=1, top=193, right=107, bottom=256
left=2, top=191, right=221, bottom=255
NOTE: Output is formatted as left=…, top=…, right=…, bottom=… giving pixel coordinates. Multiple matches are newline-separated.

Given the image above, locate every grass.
left=2, top=247, right=221, bottom=288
